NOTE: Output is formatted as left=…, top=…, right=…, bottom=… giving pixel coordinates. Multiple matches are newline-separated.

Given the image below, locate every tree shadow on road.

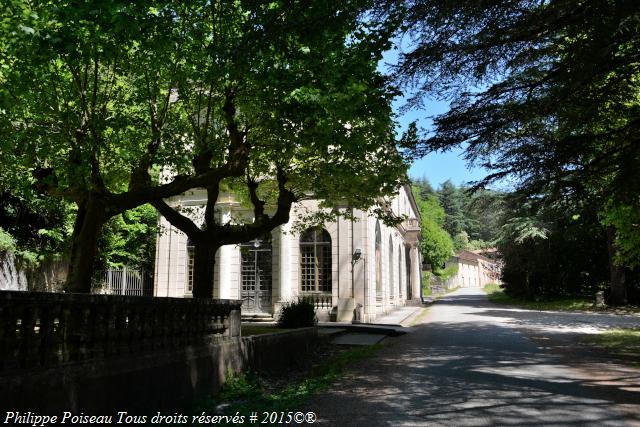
left=304, top=319, right=640, bottom=427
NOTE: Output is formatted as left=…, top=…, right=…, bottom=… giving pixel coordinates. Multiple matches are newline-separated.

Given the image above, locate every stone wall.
left=0, top=252, right=28, bottom=291
left=0, top=291, right=317, bottom=413
left=0, top=253, right=67, bottom=292
left=0, top=328, right=317, bottom=413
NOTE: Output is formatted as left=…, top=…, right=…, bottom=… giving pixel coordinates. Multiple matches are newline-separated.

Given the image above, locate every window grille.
left=299, top=227, right=332, bottom=293
left=186, top=238, right=195, bottom=294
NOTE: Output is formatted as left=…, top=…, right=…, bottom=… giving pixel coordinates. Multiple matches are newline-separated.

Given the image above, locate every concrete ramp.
left=331, top=333, right=388, bottom=346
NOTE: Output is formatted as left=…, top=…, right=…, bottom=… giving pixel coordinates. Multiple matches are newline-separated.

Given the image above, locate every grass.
left=582, top=329, right=640, bottom=366
left=241, top=325, right=288, bottom=336
left=483, top=283, right=640, bottom=314
left=482, top=283, right=594, bottom=311
left=194, top=344, right=382, bottom=423
left=409, top=307, right=431, bottom=326
left=427, top=285, right=459, bottom=300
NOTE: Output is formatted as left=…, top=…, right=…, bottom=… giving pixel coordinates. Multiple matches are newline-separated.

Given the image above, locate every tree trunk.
left=607, top=226, right=627, bottom=305
left=65, top=198, right=106, bottom=293
left=192, top=242, right=218, bottom=299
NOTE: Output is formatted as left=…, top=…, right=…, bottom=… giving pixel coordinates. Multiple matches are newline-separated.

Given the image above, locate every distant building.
left=153, top=184, right=422, bottom=323
left=444, top=249, right=502, bottom=288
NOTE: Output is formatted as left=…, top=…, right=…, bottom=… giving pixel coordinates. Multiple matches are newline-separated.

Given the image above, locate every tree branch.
left=247, top=174, right=266, bottom=221
left=151, top=199, right=203, bottom=238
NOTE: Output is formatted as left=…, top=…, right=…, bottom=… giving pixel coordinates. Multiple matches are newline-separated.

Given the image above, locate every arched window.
left=375, top=221, right=382, bottom=300
left=186, top=238, right=195, bottom=294
left=389, top=236, right=394, bottom=299
left=300, top=227, right=332, bottom=293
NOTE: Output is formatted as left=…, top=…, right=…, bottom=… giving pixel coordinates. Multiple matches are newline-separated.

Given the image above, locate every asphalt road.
left=304, top=287, right=640, bottom=426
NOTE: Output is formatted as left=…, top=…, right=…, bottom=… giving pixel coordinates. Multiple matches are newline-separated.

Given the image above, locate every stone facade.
left=154, top=185, right=422, bottom=323
left=445, top=250, right=502, bottom=288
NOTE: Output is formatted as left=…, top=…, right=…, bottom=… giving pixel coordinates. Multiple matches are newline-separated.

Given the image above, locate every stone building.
left=153, top=184, right=422, bottom=323
left=445, top=249, right=501, bottom=288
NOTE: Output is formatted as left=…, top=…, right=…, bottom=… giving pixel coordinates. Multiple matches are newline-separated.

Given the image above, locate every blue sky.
left=394, top=97, right=489, bottom=188
left=381, top=44, right=490, bottom=189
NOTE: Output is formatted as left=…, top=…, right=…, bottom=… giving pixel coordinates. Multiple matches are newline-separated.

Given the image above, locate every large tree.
left=0, top=1, right=405, bottom=296
left=437, top=180, right=467, bottom=237
left=412, top=185, right=453, bottom=269
left=0, top=1, right=255, bottom=292
left=151, top=1, right=406, bottom=298
left=384, top=0, right=640, bottom=304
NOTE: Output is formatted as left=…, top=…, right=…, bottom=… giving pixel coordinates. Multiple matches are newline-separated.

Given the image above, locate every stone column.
left=217, top=245, right=230, bottom=299
left=275, top=224, right=291, bottom=315
left=411, top=245, right=421, bottom=301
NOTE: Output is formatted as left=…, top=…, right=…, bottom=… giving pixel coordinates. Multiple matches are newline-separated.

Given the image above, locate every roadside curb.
left=399, top=304, right=433, bottom=327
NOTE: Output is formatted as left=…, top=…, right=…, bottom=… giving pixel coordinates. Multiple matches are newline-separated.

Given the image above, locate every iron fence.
left=95, top=267, right=153, bottom=297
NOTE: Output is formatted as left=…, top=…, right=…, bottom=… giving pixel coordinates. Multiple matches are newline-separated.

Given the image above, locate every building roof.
left=456, top=250, right=490, bottom=263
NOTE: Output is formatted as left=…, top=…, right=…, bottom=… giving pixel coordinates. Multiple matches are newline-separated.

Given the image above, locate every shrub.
left=277, top=299, right=317, bottom=328
left=434, top=265, right=458, bottom=281
left=0, top=227, right=16, bottom=254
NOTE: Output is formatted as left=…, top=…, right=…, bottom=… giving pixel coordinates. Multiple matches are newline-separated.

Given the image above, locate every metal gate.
left=240, top=239, right=272, bottom=314
left=95, top=267, right=153, bottom=296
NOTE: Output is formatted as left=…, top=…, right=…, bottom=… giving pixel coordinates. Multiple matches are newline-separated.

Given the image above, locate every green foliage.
left=601, top=199, right=640, bottom=269
left=0, top=191, right=72, bottom=259
left=98, top=204, right=157, bottom=271
left=463, top=189, right=506, bottom=243
left=433, top=265, right=458, bottom=281
left=484, top=283, right=594, bottom=311
left=452, top=231, right=470, bottom=252
left=389, top=0, right=640, bottom=302
left=583, top=329, right=640, bottom=365
left=415, top=179, right=504, bottom=256
left=1, top=0, right=406, bottom=293
left=277, top=299, right=318, bottom=329
left=0, top=228, right=44, bottom=267
left=0, top=227, right=16, bottom=254
left=468, top=239, right=493, bottom=251
left=420, top=221, right=454, bottom=268
left=0, top=189, right=73, bottom=267
left=497, top=195, right=615, bottom=300
left=422, top=271, right=432, bottom=296
left=412, top=184, right=453, bottom=269
left=437, top=180, right=467, bottom=236
left=219, top=372, right=263, bottom=403
left=197, top=345, right=382, bottom=416
left=412, top=176, right=435, bottom=198
left=500, top=216, right=549, bottom=244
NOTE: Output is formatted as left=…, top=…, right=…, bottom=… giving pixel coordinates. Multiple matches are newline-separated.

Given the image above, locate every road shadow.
left=305, top=308, right=640, bottom=426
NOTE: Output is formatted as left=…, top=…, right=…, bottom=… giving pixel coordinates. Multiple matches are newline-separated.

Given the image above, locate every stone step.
left=242, top=313, right=275, bottom=323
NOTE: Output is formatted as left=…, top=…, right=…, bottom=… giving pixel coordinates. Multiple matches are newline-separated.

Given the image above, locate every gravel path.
left=302, top=287, right=640, bottom=426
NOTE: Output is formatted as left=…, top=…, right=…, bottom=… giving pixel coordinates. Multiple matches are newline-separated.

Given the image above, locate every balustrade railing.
left=0, top=291, right=241, bottom=372
left=299, top=293, right=332, bottom=310
left=404, top=218, right=420, bottom=230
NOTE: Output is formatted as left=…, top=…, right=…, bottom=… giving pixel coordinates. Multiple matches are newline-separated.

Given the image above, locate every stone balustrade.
left=0, top=291, right=241, bottom=372
left=299, top=293, right=333, bottom=310
left=404, top=218, right=420, bottom=230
